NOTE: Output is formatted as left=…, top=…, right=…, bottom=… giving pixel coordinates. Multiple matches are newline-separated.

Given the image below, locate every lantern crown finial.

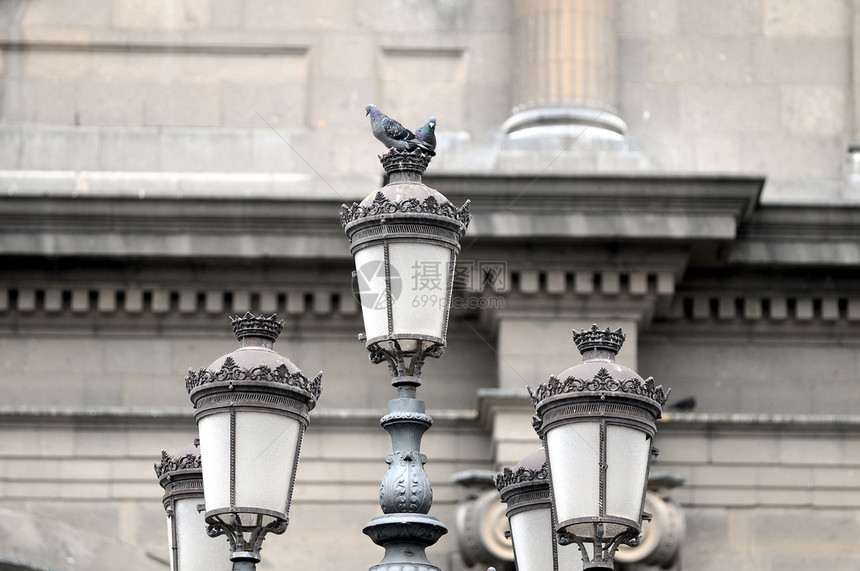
left=494, top=449, right=548, bottom=493
left=154, top=442, right=202, bottom=481
left=230, top=312, right=285, bottom=344
left=573, top=324, right=625, bottom=356
left=380, top=147, right=433, bottom=177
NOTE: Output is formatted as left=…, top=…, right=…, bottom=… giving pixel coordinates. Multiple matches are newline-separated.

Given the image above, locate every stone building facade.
left=1, top=1, right=860, bottom=570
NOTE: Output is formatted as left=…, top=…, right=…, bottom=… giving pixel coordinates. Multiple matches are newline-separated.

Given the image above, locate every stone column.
left=504, top=0, right=626, bottom=137
left=847, top=0, right=860, bottom=193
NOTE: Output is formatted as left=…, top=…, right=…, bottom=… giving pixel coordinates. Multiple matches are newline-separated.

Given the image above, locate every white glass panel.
left=605, top=425, right=650, bottom=523
left=509, top=507, right=553, bottom=571
left=198, top=413, right=231, bottom=513
left=558, top=540, right=585, bottom=571
left=354, top=245, right=389, bottom=342
left=546, top=422, right=600, bottom=525
left=389, top=242, right=451, bottom=342
left=234, top=411, right=301, bottom=515
left=175, top=497, right=233, bottom=571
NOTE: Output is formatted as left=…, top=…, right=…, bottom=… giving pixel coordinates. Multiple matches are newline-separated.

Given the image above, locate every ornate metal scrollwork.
left=368, top=340, right=445, bottom=379
left=529, top=368, right=670, bottom=409
left=559, top=525, right=640, bottom=568
left=493, top=460, right=549, bottom=492
left=340, top=190, right=471, bottom=230
left=368, top=341, right=445, bottom=377
left=185, top=356, right=323, bottom=400
left=206, top=513, right=288, bottom=559
left=380, top=450, right=433, bottom=514
left=154, top=449, right=202, bottom=478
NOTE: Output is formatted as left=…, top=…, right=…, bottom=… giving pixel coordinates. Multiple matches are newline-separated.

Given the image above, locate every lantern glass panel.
left=198, top=412, right=231, bottom=512
left=174, top=497, right=232, bottom=571
left=509, top=506, right=554, bottom=571
left=605, top=424, right=650, bottom=525
left=546, top=421, right=600, bottom=525
left=388, top=241, right=452, bottom=349
left=559, top=541, right=586, bottom=571
left=235, top=411, right=301, bottom=515
left=354, top=245, right=388, bottom=342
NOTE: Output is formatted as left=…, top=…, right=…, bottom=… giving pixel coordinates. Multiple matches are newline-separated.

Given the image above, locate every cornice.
left=424, top=173, right=764, bottom=239
left=730, top=204, right=860, bottom=265
left=4, top=171, right=860, bottom=267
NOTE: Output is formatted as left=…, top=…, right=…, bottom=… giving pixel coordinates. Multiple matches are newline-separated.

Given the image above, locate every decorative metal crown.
left=529, top=368, right=671, bottom=409
left=493, top=462, right=549, bottom=492
left=380, top=147, right=432, bottom=175
left=230, top=312, right=285, bottom=343
left=185, top=356, right=323, bottom=405
left=154, top=448, right=202, bottom=478
left=340, top=191, right=471, bottom=229
left=573, top=324, right=626, bottom=355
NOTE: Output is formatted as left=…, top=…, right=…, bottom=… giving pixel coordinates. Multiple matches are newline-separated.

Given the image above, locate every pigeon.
left=413, top=116, right=437, bottom=156
left=667, top=396, right=696, bottom=411
left=365, top=104, right=434, bottom=155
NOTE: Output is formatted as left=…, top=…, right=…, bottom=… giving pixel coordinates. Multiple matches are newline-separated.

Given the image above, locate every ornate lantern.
left=185, top=313, right=321, bottom=570
left=530, top=325, right=670, bottom=569
left=155, top=441, right=232, bottom=571
left=341, top=150, right=470, bottom=377
left=495, top=449, right=583, bottom=571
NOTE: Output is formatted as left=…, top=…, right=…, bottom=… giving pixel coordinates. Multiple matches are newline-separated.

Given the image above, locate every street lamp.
left=494, top=449, right=584, bottom=571
left=341, top=148, right=470, bottom=571
left=154, top=440, right=232, bottom=571
left=185, top=312, right=322, bottom=571
left=529, top=325, right=670, bottom=569
left=341, top=149, right=470, bottom=376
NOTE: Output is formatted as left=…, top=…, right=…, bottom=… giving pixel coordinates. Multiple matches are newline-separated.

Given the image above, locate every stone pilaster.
left=846, top=0, right=860, bottom=195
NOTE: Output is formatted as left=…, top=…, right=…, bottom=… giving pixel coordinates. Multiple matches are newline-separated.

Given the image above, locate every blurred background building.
left=1, top=1, right=860, bottom=569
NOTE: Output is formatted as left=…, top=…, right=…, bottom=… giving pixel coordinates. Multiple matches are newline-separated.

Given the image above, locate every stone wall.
left=3, top=0, right=860, bottom=569
left=2, top=0, right=858, bottom=200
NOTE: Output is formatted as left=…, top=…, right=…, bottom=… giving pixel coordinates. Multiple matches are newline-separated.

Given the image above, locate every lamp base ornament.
left=363, top=513, right=449, bottom=571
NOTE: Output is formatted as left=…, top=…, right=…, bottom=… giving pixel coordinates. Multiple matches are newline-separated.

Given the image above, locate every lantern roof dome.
left=185, top=313, right=322, bottom=407
left=340, top=148, right=470, bottom=233
left=529, top=325, right=670, bottom=429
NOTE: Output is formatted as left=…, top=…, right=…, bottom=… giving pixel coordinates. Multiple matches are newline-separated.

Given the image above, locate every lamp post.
left=494, top=449, right=584, bottom=571
left=184, top=312, right=322, bottom=571
left=341, top=148, right=470, bottom=571
left=155, top=440, right=232, bottom=571
left=529, top=325, right=670, bottom=570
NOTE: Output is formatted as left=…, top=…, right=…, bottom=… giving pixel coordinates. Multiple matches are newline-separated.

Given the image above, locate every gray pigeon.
left=366, top=104, right=419, bottom=153
left=413, top=116, right=437, bottom=156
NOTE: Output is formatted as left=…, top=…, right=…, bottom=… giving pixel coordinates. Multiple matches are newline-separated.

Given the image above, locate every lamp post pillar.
left=342, top=147, right=470, bottom=571
left=186, top=313, right=322, bottom=571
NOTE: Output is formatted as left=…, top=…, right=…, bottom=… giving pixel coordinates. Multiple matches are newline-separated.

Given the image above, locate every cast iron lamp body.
left=185, top=313, right=322, bottom=571
left=155, top=441, right=232, bottom=571
left=530, top=325, right=670, bottom=570
left=341, top=148, right=470, bottom=571
left=495, top=449, right=584, bottom=571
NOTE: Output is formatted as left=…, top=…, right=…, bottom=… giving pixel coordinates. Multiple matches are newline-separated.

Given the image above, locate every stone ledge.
left=476, top=388, right=860, bottom=432
left=0, top=405, right=480, bottom=428
left=0, top=169, right=373, bottom=201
